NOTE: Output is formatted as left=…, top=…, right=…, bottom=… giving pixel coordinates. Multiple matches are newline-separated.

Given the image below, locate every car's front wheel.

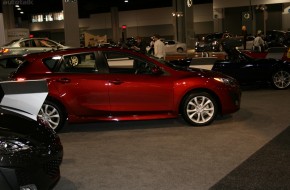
left=181, top=92, right=217, bottom=126
left=272, top=70, right=290, bottom=89
left=38, top=100, right=66, bottom=132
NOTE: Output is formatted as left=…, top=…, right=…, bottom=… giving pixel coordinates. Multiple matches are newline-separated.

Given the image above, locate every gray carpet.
left=210, top=126, right=290, bottom=190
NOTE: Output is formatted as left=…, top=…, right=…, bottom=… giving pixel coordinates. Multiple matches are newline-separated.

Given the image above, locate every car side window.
left=104, top=52, right=154, bottom=74
left=40, top=39, right=57, bottom=47
left=43, top=56, right=62, bottom=70
left=167, top=41, right=175, bottom=45
left=23, top=40, right=31, bottom=47
left=58, top=52, right=97, bottom=73
left=0, top=57, right=22, bottom=68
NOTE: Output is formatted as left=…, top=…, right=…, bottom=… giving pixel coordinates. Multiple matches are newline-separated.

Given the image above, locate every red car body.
left=10, top=47, right=241, bottom=131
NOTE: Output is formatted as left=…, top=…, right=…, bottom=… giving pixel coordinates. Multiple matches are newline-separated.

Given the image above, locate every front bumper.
left=0, top=145, right=63, bottom=190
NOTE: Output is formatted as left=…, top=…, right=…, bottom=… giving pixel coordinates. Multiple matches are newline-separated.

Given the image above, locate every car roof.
left=24, top=46, right=144, bottom=59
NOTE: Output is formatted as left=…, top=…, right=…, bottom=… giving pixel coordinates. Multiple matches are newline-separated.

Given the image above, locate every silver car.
left=164, top=40, right=187, bottom=53
left=0, top=38, right=69, bottom=56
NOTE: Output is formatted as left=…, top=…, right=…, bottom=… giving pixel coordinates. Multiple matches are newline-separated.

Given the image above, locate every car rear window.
left=57, top=53, right=97, bottom=73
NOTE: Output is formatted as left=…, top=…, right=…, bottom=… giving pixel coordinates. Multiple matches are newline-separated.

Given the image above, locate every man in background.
left=153, top=34, right=165, bottom=59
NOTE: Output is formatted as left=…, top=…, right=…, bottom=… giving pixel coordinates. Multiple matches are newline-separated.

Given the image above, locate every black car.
left=195, top=32, right=232, bottom=52
left=211, top=47, right=290, bottom=89
left=265, top=30, right=289, bottom=48
left=0, top=80, right=63, bottom=190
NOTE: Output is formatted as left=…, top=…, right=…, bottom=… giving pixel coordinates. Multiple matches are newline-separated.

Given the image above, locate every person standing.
left=241, top=25, right=247, bottom=50
left=153, top=34, right=165, bottom=59
left=131, top=36, right=147, bottom=54
left=253, top=31, right=265, bottom=52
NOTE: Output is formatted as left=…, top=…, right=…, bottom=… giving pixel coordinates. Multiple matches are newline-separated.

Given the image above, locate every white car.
left=0, top=38, right=69, bottom=56
left=164, top=40, right=187, bottom=53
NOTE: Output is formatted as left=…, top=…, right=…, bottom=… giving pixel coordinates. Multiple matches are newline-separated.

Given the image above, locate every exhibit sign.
left=6, top=28, right=30, bottom=43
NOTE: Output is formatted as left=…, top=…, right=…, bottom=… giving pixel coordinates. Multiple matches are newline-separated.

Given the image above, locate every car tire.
left=272, top=70, right=290, bottom=89
left=181, top=92, right=217, bottom=126
left=177, top=48, right=184, bottom=53
left=38, top=100, right=66, bottom=132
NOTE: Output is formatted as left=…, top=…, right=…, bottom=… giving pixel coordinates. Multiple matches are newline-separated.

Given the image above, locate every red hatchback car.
left=10, top=47, right=241, bottom=131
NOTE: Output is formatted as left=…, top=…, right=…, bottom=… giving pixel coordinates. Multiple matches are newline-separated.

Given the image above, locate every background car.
left=236, top=35, right=255, bottom=50
left=265, top=30, right=289, bottom=48
left=211, top=47, right=290, bottom=89
left=10, top=47, right=241, bottom=132
left=0, top=37, right=69, bottom=57
left=164, top=40, right=187, bottom=53
left=195, top=32, right=232, bottom=52
left=0, top=80, right=63, bottom=190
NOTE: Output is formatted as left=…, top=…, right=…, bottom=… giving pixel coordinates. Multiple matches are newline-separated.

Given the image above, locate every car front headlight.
left=0, top=139, right=32, bottom=152
left=214, top=77, right=236, bottom=86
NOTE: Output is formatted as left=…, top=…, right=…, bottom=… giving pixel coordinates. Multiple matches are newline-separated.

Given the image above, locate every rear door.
left=47, top=52, right=111, bottom=116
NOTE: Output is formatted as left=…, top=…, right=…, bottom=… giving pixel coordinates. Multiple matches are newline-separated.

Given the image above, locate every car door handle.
left=56, top=78, right=71, bottom=83
left=109, top=80, right=124, bottom=85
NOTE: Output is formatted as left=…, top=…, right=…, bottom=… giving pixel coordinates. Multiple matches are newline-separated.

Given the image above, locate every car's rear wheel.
left=38, top=100, right=66, bottom=132
left=272, top=70, right=290, bottom=89
left=177, top=47, right=184, bottom=53
left=181, top=92, right=217, bottom=126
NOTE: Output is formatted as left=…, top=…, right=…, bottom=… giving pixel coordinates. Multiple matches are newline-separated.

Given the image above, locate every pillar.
left=111, top=7, right=120, bottom=43
left=184, top=0, right=194, bottom=48
left=62, top=0, right=80, bottom=47
left=213, top=8, right=224, bottom=33
left=175, top=0, right=185, bottom=43
left=0, top=11, right=5, bottom=46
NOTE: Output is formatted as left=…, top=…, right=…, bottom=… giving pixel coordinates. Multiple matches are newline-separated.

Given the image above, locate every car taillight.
left=0, top=48, right=9, bottom=54
left=16, top=77, right=27, bottom=81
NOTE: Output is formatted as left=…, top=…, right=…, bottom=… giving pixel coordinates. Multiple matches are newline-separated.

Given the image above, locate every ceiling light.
left=15, top=5, right=20, bottom=8
left=20, top=12, right=24, bottom=14
left=124, top=0, right=128, bottom=2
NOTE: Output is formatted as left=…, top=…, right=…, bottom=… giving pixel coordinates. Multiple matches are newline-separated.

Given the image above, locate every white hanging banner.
left=0, top=80, right=48, bottom=121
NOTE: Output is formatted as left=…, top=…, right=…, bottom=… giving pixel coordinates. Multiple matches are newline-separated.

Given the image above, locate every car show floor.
left=53, top=85, right=290, bottom=190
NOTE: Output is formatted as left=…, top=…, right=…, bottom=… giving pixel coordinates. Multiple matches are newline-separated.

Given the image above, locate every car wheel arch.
left=178, top=88, right=222, bottom=115
left=40, top=96, right=68, bottom=131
